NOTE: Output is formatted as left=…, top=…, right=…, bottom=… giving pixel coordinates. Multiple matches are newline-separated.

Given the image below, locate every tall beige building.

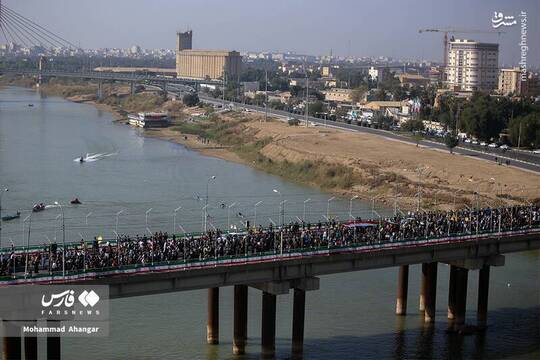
left=175, top=31, right=242, bottom=80
left=445, top=39, right=499, bottom=92
left=498, top=68, right=528, bottom=96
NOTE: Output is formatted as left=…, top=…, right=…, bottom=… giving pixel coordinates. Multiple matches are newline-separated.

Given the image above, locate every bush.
left=402, top=119, right=425, bottom=132
left=444, top=133, right=459, bottom=153
left=288, top=118, right=300, bottom=126
left=182, top=93, right=199, bottom=107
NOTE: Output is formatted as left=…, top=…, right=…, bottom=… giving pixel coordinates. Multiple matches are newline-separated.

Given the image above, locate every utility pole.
left=0, top=187, right=8, bottom=249
left=265, top=69, right=268, bottom=122
left=222, top=71, right=226, bottom=105
left=305, top=75, right=309, bottom=127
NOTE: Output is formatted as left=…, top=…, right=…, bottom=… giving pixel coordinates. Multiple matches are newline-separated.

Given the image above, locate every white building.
left=445, top=39, right=499, bottom=92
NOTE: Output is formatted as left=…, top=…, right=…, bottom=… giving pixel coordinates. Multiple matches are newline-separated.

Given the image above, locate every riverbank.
left=3, top=77, right=538, bottom=210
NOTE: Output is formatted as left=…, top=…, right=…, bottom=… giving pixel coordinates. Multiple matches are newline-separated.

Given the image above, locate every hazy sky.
left=5, top=0, right=540, bottom=66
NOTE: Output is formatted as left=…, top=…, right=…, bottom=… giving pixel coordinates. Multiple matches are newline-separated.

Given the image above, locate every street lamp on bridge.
left=227, top=202, right=236, bottom=231
left=0, top=187, right=8, bottom=249
left=327, top=196, right=335, bottom=221
left=54, top=201, right=66, bottom=278
left=205, top=176, right=217, bottom=232
left=303, top=198, right=311, bottom=222
left=254, top=201, right=263, bottom=228
left=349, top=195, right=359, bottom=219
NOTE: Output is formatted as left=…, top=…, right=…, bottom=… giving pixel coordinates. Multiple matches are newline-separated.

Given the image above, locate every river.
left=0, top=86, right=538, bottom=359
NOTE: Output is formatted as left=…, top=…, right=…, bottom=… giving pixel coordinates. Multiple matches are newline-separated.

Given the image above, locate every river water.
left=0, top=86, right=538, bottom=359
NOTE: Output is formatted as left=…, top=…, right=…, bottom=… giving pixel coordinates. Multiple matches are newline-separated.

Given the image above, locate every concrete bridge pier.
left=250, top=278, right=319, bottom=358
left=232, top=285, right=248, bottom=355
left=419, top=263, right=427, bottom=313
left=2, top=322, right=21, bottom=360
left=423, top=262, right=438, bottom=323
left=261, top=291, right=277, bottom=358
left=453, top=267, right=469, bottom=332
left=291, top=288, right=306, bottom=356
left=447, top=265, right=458, bottom=323
left=130, top=81, right=135, bottom=96
left=477, top=265, right=490, bottom=329
left=446, top=256, right=504, bottom=332
left=97, top=80, right=103, bottom=100
left=396, top=265, right=409, bottom=315
left=207, top=288, right=219, bottom=344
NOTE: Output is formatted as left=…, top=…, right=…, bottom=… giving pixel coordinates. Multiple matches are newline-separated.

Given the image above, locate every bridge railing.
left=1, top=224, right=539, bottom=284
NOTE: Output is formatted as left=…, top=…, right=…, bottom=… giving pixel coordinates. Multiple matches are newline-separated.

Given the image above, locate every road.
left=192, top=93, right=540, bottom=174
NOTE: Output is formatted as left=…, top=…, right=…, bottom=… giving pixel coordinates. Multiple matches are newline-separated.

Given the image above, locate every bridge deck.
left=1, top=228, right=538, bottom=299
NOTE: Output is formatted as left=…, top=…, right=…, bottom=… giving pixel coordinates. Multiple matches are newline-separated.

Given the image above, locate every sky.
left=4, top=0, right=540, bottom=67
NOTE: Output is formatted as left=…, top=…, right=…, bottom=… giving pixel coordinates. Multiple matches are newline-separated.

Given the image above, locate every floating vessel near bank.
left=128, top=112, right=170, bottom=128
left=1, top=212, right=20, bottom=221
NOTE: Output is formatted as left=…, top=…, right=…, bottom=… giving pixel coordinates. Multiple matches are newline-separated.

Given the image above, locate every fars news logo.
left=41, top=289, right=101, bottom=316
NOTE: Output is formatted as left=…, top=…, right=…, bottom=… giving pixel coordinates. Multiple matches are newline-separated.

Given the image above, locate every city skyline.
left=4, top=0, right=539, bottom=67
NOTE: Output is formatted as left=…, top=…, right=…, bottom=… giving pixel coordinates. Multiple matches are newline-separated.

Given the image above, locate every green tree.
left=374, top=88, right=387, bottom=101
left=351, top=85, right=368, bottom=104
left=508, top=112, right=540, bottom=148
left=460, top=92, right=506, bottom=140
left=253, top=93, right=266, bottom=106
left=182, top=93, right=199, bottom=107
left=269, top=100, right=285, bottom=110
left=444, top=133, right=459, bottom=154
left=402, top=119, right=425, bottom=132
left=411, top=133, right=423, bottom=147
left=290, top=85, right=303, bottom=97
left=308, top=101, right=325, bottom=116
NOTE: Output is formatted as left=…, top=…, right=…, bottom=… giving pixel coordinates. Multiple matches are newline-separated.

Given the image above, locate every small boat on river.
left=1, top=212, right=20, bottom=221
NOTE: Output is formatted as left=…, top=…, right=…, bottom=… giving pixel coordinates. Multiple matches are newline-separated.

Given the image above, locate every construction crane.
left=418, top=28, right=505, bottom=68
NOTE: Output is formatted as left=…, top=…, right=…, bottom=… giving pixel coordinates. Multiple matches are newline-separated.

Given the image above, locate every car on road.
left=464, top=139, right=472, bottom=143
left=533, top=149, right=540, bottom=154
left=500, top=144, right=510, bottom=150
left=480, top=141, right=487, bottom=146
left=488, top=143, right=498, bottom=148
left=472, top=140, right=479, bottom=145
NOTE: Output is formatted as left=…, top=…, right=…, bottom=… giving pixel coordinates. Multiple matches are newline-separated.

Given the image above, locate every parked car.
left=532, top=149, right=540, bottom=154
left=472, top=140, right=479, bottom=145
left=464, top=139, right=472, bottom=143
left=500, top=144, right=510, bottom=150
left=488, top=143, right=498, bottom=148
left=480, top=141, right=487, bottom=146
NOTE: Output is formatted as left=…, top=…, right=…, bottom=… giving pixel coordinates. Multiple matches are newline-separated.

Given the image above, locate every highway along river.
left=0, top=86, right=538, bottom=359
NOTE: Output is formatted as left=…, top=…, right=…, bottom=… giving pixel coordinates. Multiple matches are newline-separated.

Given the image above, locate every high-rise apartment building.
left=445, top=39, right=499, bottom=92
left=498, top=67, right=528, bottom=96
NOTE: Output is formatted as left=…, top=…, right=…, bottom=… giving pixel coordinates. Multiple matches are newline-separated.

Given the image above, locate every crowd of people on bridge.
left=0, top=204, right=538, bottom=277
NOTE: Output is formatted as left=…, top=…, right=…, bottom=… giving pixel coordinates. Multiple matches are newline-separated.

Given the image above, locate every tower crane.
left=418, top=28, right=505, bottom=68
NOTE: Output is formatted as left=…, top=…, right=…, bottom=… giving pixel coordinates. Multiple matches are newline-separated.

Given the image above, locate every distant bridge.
left=2, top=68, right=222, bottom=95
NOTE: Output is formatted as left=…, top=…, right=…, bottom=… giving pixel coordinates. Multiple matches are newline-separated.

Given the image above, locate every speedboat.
left=1, top=212, right=20, bottom=221
left=79, top=156, right=85, bottom=163
left=28, top=104, right=34, bottom=107
left=32, top=203, right=46, bottom=212
left=70, top=198, right=82, bottom=205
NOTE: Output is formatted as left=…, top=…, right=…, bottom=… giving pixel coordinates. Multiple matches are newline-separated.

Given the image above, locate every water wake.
left=73, top=152, right=117, bottom=163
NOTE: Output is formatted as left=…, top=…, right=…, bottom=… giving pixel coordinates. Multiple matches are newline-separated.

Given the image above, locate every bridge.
left=3, top=68, right=222, bottom=95
left=1, top=205, right=539, bottom=359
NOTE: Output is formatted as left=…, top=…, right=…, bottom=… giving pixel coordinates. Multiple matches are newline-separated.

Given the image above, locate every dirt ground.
left=242, top=117, right=540, bottom=210
left=139, top=110, right=540, bottom=210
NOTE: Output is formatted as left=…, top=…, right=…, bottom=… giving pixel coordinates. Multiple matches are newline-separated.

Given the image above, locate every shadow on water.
left=295, top=307, right=540, bottom=360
